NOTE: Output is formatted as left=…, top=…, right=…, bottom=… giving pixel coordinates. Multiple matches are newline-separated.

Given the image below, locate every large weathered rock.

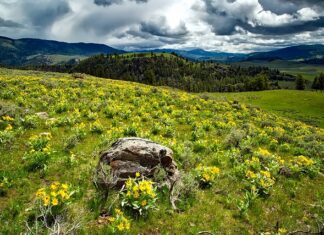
left=95, top=138, right=180, bottom=192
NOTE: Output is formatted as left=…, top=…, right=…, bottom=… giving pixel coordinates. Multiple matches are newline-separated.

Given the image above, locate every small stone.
left=35, top=112, right=49, bottom=119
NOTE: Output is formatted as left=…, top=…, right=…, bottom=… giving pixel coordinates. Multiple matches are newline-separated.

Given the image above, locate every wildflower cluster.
left=245, top=169, right=275, bottom=195
left=289, top=155, right=319, bottom=177
left=195, top=165, right=221, bottom=188
left=261, top=227, right=287, bottom=235
left=121, top=173, right=157, bottom=216
left=35, top=182, right=72, bottom=208
left=1, top=115, right=14, bottom=131
left=90, top=120, right=104, bottom=134
left=0, top=115, right=15, bottom=145
left=256, top=147, right=272, bottom=158
left=54, top=98, right=69, bottom=113
left=23, top=133, right=52, bottom=171
left=72, top=122, right=87, bottom=138
left=107, top=209, right=131, bottom=234
left=234, top=149, right=278, bottom=196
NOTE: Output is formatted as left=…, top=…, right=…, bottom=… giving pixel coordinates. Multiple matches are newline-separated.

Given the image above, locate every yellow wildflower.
left=115, top=209, right=123, bottom=215
left=52, top=198, right=59, bottom=206
left=43, top=196, right=50, bottom=206
left=260, top=170, right=271, bottom=178
left=50, top=182, right=59, bottom=190
left=258, top=148, right=271, bottom=157
left=211, top=167, right=220, bottom=174
left=125, top=179, right=133, bottom=188
left=141, top=200, right=147, bottom=207
left=246, top=170, right=257, bottom=179
left=278, top=228, right=287, bottom=234
left=5, top=124, right=13, bottom=131
left=132, top=185, right=139, bottom=192
left=58, top=190, right=68, bottom=199
left=125, top=221, right=130, bottom=230
left=36, top=188, right=45, bottom=197
left=117, top=223, right=124, bottom=231
left=133, top=191, right=139, bottom=199
left=2, top=115, right=14, bottom=121
left=202, top=173, right=211, bottom=181
left=135, top=172, right=140, bottom=177
left=296, top=155, right=314, bottom=166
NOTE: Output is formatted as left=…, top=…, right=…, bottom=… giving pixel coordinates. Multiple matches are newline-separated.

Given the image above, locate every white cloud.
left=0, top=0, right=323, bottom=52
left=297, top=8, right=319, bottom=21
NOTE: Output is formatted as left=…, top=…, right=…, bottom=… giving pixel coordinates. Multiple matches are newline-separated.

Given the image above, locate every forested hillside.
left=24, top=53, right=296, bottom=92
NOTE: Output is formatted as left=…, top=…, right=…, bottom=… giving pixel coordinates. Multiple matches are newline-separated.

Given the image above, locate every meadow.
left=204, top=90, right=324, bottom=128
left=234, top=60, right=324, bottom=81
left=0, top=68, right=323, bottom=234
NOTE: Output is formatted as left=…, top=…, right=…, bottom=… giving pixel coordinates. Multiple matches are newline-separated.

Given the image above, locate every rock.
left=71, top=73, right=86, bottom=79
left=279, top=166, right=291, bottom=176
left=95, top=138, right=180, bottom=207
left=35, top=112, right=49, bottom=119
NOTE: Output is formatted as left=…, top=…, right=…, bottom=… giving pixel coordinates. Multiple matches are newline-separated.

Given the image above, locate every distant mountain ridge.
left=138, top=45, right=324, bottom=63
left=0, top=36, right=123, bottom=66
left=246, top=44, right=324, bottom=62
left=136, top=48, right=246, bottom=62
left=0, top=35, right=323, bottom=65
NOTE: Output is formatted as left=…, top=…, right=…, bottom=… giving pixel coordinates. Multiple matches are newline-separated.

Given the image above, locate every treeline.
left=22, top=53, right=296, bottom=92
left=312, top=73, right=324, bottom=90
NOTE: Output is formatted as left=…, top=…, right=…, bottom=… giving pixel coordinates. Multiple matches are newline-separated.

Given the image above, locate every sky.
left=0, top=0, right=324, bottom=52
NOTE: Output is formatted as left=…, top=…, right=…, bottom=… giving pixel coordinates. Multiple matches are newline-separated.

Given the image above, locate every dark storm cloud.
left=243, top=17, right=324, bottom=35
left=259, top=0, right=298, bottom=14
left=0, top=17, right=22, bottom=28
left=140, top=16, right=189, bottom=38
left=94, top=0, right=148, bottom=7
left=197, top=0, right=324, bottom=36
left=19, top=0, right=71, bottom=27
left=259, top=0, right=324, bottom=14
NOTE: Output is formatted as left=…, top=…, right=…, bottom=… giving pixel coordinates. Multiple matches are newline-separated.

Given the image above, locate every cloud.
left=0, top=17, right=22, bottom=28
left=140, top=16, right=189, bottom=38
left=242, top=17, right=324, bottom=35
left=0, top=0, right=324, bottom=52
left=19, top=0, right=71, bottom=27
left=94, top=0, right=148, bottom=7
left=195, top=0, right=324, bottom=36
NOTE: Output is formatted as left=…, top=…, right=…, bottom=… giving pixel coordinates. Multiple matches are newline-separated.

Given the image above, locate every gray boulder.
left=95, top=138, right=180, bottom=208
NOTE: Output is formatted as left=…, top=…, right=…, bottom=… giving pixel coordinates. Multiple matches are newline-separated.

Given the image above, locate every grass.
left=0, top=68, right=323, bottom=234
left=235, top=60, right=324, bottom=81
left=203, top=90, right=324, bottom=128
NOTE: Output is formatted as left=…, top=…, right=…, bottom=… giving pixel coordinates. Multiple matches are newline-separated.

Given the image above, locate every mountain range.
left=0, top=36, right=123, bottom=66
left=0, top=36, right=323, bottom=66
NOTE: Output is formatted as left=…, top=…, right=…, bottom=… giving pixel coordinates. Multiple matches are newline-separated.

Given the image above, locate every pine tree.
left=296, top=75, right=305, bottom=90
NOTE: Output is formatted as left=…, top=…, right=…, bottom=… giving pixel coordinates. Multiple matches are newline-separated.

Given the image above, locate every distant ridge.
left=0, top=35, right=323, bottom=65
left=137, top=48, right=246, bottom=62
left=0, top=36, right=124, bottom=66
left=246, top=44, right=324, bottom=62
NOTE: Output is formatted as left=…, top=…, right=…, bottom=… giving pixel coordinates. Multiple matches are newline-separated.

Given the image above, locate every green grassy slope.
left=203, top=90, right=324, bottom=128
left=235, top=60, right=324, bottom=81
left=0, top=69, right=323, bottom=234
